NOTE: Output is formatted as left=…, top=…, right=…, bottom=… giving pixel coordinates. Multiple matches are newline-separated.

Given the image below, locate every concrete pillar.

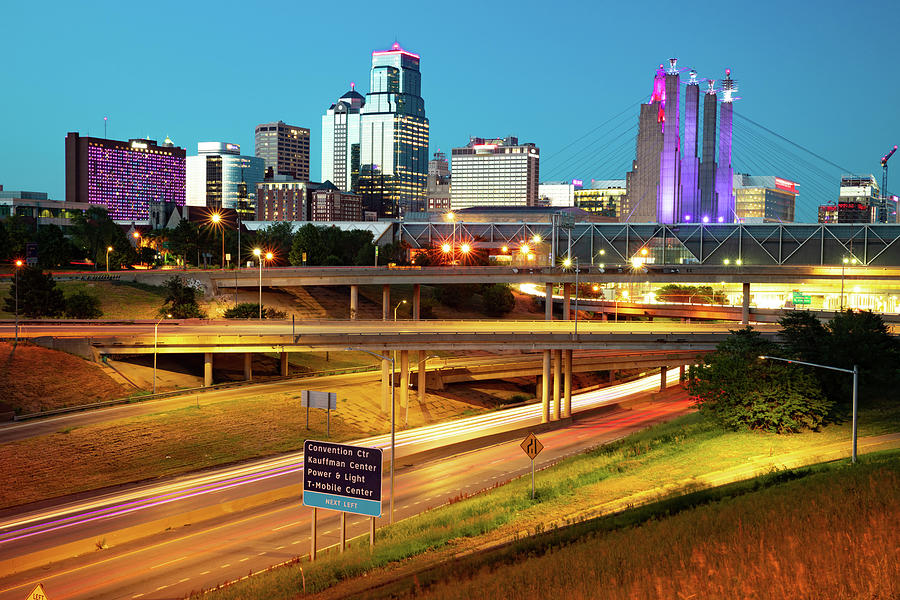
left=563, top=284, right=571, bottom=321
left=679, top=364, right=686, bottom=379
left=243, top=352, right=252, bottom=381
left=412, top=284, right=421, bottom=320
left=350, top=285, right=359, bottom=320
left=600, top=311, right=608, bottom=322
left=204, top=352, right=213, bottom=387
left=399, top=350, right=409, bottom=409
left=545, top=283, right=553, bottom=320
left=563, top=349, right=572, bottom=418
left=417, top=351, right=426, bottom=404
left=541, top=350, right=551, bottom=423
left=609, top=369, right=616, bottom=384
left=742, top=282, right=750, bottom=325
left=552, top=350, right=562, bottom=421
left=280, top=351, right=289, bottom=377
left=660, top=365, right=668, bottom=391
left=381, top=351, right=391, bottom=413
left=382, top=285, right=390, bottom=321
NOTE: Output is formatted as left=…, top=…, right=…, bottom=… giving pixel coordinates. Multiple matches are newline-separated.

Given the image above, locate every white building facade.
left=450, top=137, right=539, bottom=210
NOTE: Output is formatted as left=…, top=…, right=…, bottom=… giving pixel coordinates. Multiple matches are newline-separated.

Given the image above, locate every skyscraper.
left=321, top=84, right=365, bottom=192
left=358, top=42, right=429, bottom=217
left=623, top=66, right=666, bottom=222
left=450, top=137, right=539, bottom=210
left=65, top=132, right=186, bottom=222
left=255, top=121, right=310, bottom=181
left=680, top=71, right=701, bottom=221
left=186, top=142, right=264, bottom=219
left=626, top=61, right=738, bottom=224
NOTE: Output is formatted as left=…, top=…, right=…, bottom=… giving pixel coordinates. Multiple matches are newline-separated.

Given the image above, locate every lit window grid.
left=86, top=145, right=185, bottom=221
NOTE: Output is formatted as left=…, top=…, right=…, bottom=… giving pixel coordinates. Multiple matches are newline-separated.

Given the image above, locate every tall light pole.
left=253, top=249, right=272, bottom=319
left=153, top=313, right=172, bottom=394
left=349, top=346, right=396, bottom=524
left=209, top=212, right=225, bottom=270
left=574, top=256, right=580, bottom=336
left=106, top=246, right=113, bottom=273
left=760, top=355, right=859, bottom=463
left=14, top=259, right=23, bottom=347
left=840, top=256, right=858, bottom=311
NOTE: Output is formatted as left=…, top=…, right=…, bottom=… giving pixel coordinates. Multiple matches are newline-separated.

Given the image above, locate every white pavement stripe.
left=150, top=555, right=188, bottom=569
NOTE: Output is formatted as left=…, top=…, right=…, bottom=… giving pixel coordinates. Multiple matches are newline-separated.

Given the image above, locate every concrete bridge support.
left=381, top=351, right=391, bottom=413
left=417, top=352, right=426, bottom=404
left=204, top=352, right=213, bottom=387
left=399, top=350, right=410, bottom=411
left=541, top=350, right=551, bottom=423
left=243, top=353, right=252, bottom=381
left=382, top=285, right=390, bottom=321
left=563, top=349, right=572, bottom=418
left=350, top=285, right=359, bottom=320
left=563, top=284, right=571, bottom=320
left=545, top=283, right=553, bottom=321
left=679, top=364, right=686, bottom=379
left=742, top=282, right=750, bottom=325
left=552, top=349, right=562, bottom=420
left=412, top=284, right=421, bottom=320
left=660, top=365, right=668, bottom=391
left=280, top=351, right=289, bottom=377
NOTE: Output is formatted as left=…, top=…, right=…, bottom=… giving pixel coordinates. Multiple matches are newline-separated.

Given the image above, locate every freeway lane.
left=0, top=386, right=692, bottom=600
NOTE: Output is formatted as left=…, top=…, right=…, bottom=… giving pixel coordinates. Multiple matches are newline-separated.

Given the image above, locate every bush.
left=481, top=284, right=515, bottom=317
left=685, top=327, right=832, bottom=433
left=223, top=303, right=285, bottom=319
left=65, top=291, right=102, bottom=319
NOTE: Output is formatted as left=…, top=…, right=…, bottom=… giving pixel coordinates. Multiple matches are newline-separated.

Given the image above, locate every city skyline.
left=2, top=0, right=898, bottom=222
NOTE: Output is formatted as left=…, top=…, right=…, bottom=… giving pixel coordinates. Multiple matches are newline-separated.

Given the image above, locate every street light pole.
left=349, top=347, right=396, bottom=524
left=14, top=259, right=23, bottom=347
left=574, top=257, right=580, bottom=337
left=106, top=246, right=113, bottom=273
left=394, top=299, right=406, bottom=321
left=153, top=313, right=172, bottom=395
left=759, top=355, right=859, bottom=463
left=840, top=257, right=857, bottom=311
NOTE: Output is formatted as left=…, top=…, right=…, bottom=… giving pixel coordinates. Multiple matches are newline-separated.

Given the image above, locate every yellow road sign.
left=520, top=432, right=544, bottom=460
left=24, top=584, right=48, bottom=600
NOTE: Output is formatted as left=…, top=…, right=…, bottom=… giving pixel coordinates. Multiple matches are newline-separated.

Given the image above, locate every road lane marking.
left=200, top=570, right=211, bottom=575
left=258, top=551, right=266, bottom=555
left=292, top=540, right=301, bottom=545
left=179, top=578, right=190, bottom=583
left=276, top=545, right=286, bottom=549
left=150, top=555, right=189, bottom=569
left=132, top=595, right=144, bottom=599
left=220, top=563, right=231, bottom=568
left=155, top=585, right=168, bottom=591
left=239, top=557, right=250, bottom=562
left=272, top=519, right=305, bottom=531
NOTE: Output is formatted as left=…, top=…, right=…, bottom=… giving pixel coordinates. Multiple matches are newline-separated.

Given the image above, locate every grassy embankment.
left=0, top=280, right=168, bottom=320
left=194, top=404, right=900, bottom=600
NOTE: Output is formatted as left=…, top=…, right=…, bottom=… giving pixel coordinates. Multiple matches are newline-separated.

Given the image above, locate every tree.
left=655, top=284, right=726, bottom=304
left=778, top=310, right=828, bottom=363
left=159, top=276, right=205, bottom=319
left=823, top=310, right=900, bottom=403
left=35, top=224, right=77, bottom=269
left=70, top=207, right=135, bottom=268
left=168, top=220, right=201, bottom=267
left=253, top=221, right=295, bottom=265
left=481, top=284, right=516, bottom=317
left=65, top=291, right=103, bottom=319
left=4, top=266, right=65, bottom=318
left=685, top=327, right=832, bottom=433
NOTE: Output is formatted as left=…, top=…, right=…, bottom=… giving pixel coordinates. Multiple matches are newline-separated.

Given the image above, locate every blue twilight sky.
left=1, top=0, right=898, bottom=221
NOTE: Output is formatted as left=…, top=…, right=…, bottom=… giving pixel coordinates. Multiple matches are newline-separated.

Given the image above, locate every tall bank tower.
left=358, top=42, right=430, bottom=218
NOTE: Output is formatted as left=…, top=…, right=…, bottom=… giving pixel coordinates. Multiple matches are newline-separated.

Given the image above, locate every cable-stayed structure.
left=731, top=110, right=853, bottom=222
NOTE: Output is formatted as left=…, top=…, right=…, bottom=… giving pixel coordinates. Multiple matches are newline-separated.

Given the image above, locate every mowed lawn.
left=0, top=280, right=167, bottom=320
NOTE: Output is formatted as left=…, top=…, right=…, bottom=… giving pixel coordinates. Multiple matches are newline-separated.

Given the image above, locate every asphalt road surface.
left=0, top=371, right=687, bottom=600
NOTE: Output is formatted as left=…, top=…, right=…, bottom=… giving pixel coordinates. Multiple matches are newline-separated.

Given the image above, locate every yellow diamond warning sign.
left=520, top=432, right=544, bottom=460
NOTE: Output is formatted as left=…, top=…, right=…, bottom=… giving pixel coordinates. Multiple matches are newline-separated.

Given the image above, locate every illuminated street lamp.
left=14, top=259, right=23, bottom=347
left=841, top=256, right=858, bottom=311
left=153, top=313, right=173, bottom=394
left=394, top=299, right=407, bottom=321
left=350, top=346, right=396, bottom=524
left=459, top=243, right=471, bottom=256
left=106, top=246, right=113, bottom=273
left=253, top=248, right=272, bottom=319
left=760, top=355, right=859, bottom=463
left=519, top=244, right=530, bottom=257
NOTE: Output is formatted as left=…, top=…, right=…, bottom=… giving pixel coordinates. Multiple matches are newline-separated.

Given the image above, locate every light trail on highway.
left=0, top=368, right=681, bottom=550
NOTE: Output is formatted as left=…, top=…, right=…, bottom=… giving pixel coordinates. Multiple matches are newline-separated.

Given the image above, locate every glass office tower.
left=359, top=43, right=429, bottom=217
left=186, top=142, right=264, bottom=219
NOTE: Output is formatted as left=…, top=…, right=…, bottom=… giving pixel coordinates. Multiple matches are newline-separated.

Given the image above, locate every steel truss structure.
left=400, top=223, right=900, bottom=266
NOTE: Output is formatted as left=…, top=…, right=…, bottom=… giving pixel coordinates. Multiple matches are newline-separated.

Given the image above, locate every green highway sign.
left=792, top=292, right=812, bottom=305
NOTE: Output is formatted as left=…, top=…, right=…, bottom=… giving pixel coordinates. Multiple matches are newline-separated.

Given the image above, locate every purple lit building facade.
left=625, top=60, right=737, bottom=224
left=65, top=132, right=186, bottom=221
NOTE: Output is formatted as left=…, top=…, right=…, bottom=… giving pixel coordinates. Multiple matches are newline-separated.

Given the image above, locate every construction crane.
left=881, top=145, right=897, bottom=222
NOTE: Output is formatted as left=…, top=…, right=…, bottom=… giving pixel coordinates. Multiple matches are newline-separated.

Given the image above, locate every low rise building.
left=310, top=182, right=362, bottom=222
left=733, top=174, right=797, bottom=223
